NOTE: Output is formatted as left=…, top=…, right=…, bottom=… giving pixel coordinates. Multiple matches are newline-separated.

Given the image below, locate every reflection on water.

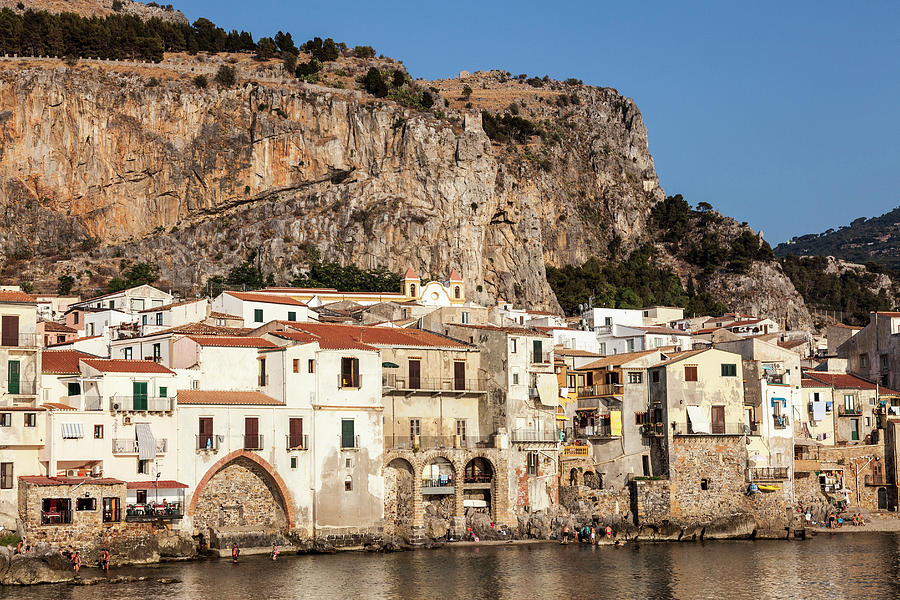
left=5, top=533, right=900, bottom=600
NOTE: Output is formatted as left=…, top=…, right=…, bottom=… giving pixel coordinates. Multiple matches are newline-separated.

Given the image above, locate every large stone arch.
left=188, top=450, right=295, bottom=529
left=384, top=458, right=415, bottom=537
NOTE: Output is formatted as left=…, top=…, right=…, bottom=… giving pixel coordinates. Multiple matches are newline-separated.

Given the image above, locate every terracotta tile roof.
left=19, top=476, right=123, bottom=486
left=801, top=377, right=829, bottom=387
left=76, top=285, right=167, bottom=305
left=46, top=335, right=102, bottom=347
left=138, top=298, right=205, bottom=313
left=276, top=323, right=469, bottom=351
left=0, top=290, right=38, bottom=303
left=81, top=359, right=174, bottom=374
left=225, top=291, right=307, bottom=306
left=448, top=323, right=552, bottom=337
left=126, top=480, right=188, bottom=489
left=448, top=269, right=463, bottom=282
left=209, top=311, right=242, bottom=320
left=635, top=326, right=688, bottom=335
left=526, top=309, right=557, bottom=316
left=876, top=312, right=900, bottom=318
left=578, top=348, right=675, bottom=370
left=727, top=318, right=768, bottom=327
left=41, top=322, right=77, bottom=333
left=802, top=371, right=898, bottom=394
left=831, top=323, right=863, bottom=330
left=652, top=349, right=709, bottom=367
left=553, top=348, right=603, bottom=357
left=41, top=402, right=76, bottom=411
left=185, top=336, right=277, bottom=348
left=42, top=350, right=96, bottom=374
left=177, top=390, right=284, bottom=406
left=403, top=267, right=418, bottom=279
left=778, top=339, right=807, bottom=350
left=0, top=406, right=46, bottom=411
left=157, top=322, right=251, bottom=336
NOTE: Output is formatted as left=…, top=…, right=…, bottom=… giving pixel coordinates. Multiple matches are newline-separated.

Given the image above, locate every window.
left=136, top=490, right=147, bottom=504
left=340, top=357, right=360, bottom=388
left=138, top=459, right=151, bottom=474
left=254, top=309, right=264, bottom=323
left=865, top=416, right=871, bottom=427
left=41, top=498, right=72, bottom=525
left=652, top=370, right=660, bottom=383
left=684, top=366, right=698, bottom=382
left=152, top=343, right=161, bottom=360
left=0, top=413, right=10, bottom=427
left=635, top=412, right=648, bottom=425
left=721, top=364, right=737, bottom=377
left=628, top=372, right=643, bottom=384
left=159, top=387, right=167, bottom=398
left=0, top=463, right=11, bottom=489
left=599, top=343, right=606, bottom=355
left=289, top=417, right=303, bottom=449
left=198, top=417, right=213, bottom=449
left=851, top=418, right=860, bottom=441
left=409, top=283, right=416, bottom=297
left=881, top=354, right=889, bottom=371
left=155, top=312, right=163, bottom=326
left=844, top=394, right=855, bottom=411
left=123, top=347, right=133, bottom=360
left=102, top=497, right=121, bottom=523
left=456, top=419, right=467, bottom=441
left=142, top=315, right=148, bottom=326
left=510, top=338, right=518, bottom=353
left=290, top=456, right=298, bottom=469
left=24, top=413, right=36, bottom=427
left=67, top=382, right=81, bottom=397
left=292, top=359, right=300, bottom=373
left=288, top=311, right=296, bottom=322
left=512, top=373, right=519, bottom=385
left=94, top=425, right=104, bottom=439
left=461, top=311, right=470, bottom=324
left=860, top=354, right=870, bottom=369
left=87, top=323, right=95, bottom=336
left=259, top=358, right=267, bottom=387
left=76, top=498, right=96, bottom=511
left=527, top=452, right=539, bottom=476
left=341, top=419, right=355, bottom=448
left=454, top=286, right=461, bottom=299
left=344, top=476, right=353, bottom=491
left=345, top=458, right=353, bottom=468
left=700, top=478, right=709, bottom=491
left=108, top=300, right=114, bottom=309
left=308, top=359, right=315, bottom=374
left=409, top=419, right=421, bottom=439
left=74, top=312, right=79, bottom=325
left=626, top=338, right=635, bottom=352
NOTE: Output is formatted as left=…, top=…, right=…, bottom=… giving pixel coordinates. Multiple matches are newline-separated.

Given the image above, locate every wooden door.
left=289, top=418, right=303, bottom=449
left=408, top=359, right=421, bottom=389
left=245, top=417, right=259, bottom=449
left=454, top=361, right=466, bottom=390
left=7, top=360, right=19, bottom=394
left=198, top=417, right=213, bottom=448
left=711, top=405, right=725, bottom=434
left=132, top=381, right=147, bottom=411
left=1, top=315, right=18, bottom=346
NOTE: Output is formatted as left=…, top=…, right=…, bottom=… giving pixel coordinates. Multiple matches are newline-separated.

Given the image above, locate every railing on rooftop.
left=126, top=502, right=183, bottom=522
left=382, top=374, right=486, bottom=392
left=384, top=435, right=494, bottom=450
left=111, top=397, right=174, bottom=412
left=748, top=466, right=790, bottom=482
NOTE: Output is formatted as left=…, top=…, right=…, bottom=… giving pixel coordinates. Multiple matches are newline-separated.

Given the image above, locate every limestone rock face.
left=1, top=553, right=73, bottom=585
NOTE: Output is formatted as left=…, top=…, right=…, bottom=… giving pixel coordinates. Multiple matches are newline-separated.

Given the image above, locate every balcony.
left=563, top=445, right=590, bottom=457
left=286, top=434, right=309, bottom=450
left=838, top=407, right=863, bottom=417
left=382, top=374, right=486, bottom=393
left=340, top=434, right=360, bottom=449
left=196, top=434, right=223, bottom=451
left=112, top=438, right=168, bottom=454
left=4, top=380, right=39, bottom=396
left=82, top=396, right=103, bottom=411
left=671, top=423, right=746, bottom=436
left=864, top=474, right=888, bottom=486
left=772, top=415, right=789, bottom=429
left=0, top=333, right=41, bottom=348
left=574, top=425, right=618, bottom=439
left=338, top=374, right=362, bottom=389
left=748, top=466, right=790, bottom=482
left=576, top=384, right=623, bottom=398
left=111, top=397, right=174, bottom=412
left=530, top=351, right=552, bottom=364
left=510, top=429, right=558, bottom=443
left=243, top=434, right=264, bottom=450
left=422, top=476, right=455, bottom=495
left=126, top=502, right=183, bottom=522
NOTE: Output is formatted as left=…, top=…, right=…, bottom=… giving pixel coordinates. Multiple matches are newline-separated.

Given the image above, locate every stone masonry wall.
left=192, top=457, right=287, bottom=532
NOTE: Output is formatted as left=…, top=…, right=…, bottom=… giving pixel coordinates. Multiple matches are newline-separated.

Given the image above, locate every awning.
left=536, top=373, right=559, bottom=406
left=685, top=406, right=710, bottom=434
left=382, top=362, right=400, bottom=368
left=61, top=422, right=83, bottom=439
left=135, top=423, right=156, bottom=460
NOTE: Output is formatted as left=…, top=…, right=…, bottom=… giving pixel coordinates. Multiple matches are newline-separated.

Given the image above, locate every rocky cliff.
left=0, top=0, right=189, bottom=24
left=0, top=56, right=811, bottom=321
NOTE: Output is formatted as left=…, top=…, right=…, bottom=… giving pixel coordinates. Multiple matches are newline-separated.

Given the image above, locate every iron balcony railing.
left=748, top=466, right=790, bottom=481
left=5, top=380, right=39, bottom=395
left=338, top=374, right=362, bottom=389
left=510, top=429, right=558, bottom=443
left=196, top=434, right=223, bottom=451
left=286, top=434, right=309, bottom=450
left=530, top=351, right=552, bottom=364
left=864, top=474, right=888, bottom=486
left=340, top=434, right=360, bottom=449
left=576, top=383, right=623, bottom=398
left=112, top=438, right=168, bottom=454
left=838, top=407, right=863, bottom=417
left=422, top=476, right=455, bottom=489
left=575, top=424, right=617, bottom=439
left=672, top=423, right=747, bottom=436
left=382, top=374, right=486, bottom=392
left=1, top=333, right=41, bottom=348
left=243, top=434, right=264, bottom=450
left=111, top=397, right=174, bottom=412
left=772, top=415, right=790, bottom=429
left=126, top=502, right=183, bottom=521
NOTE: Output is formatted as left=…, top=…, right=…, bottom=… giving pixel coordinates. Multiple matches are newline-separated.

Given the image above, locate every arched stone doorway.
left=422, top=457, right=455, bottom=539
left=583, top=470, right=602, bottom=489
left=463, top=457, right=494, bottom=516
left=189, top=451, right=293, bottom=540
left=384, top=458, right=415, bottom=537
left=569, top=468, right=579, bottom=487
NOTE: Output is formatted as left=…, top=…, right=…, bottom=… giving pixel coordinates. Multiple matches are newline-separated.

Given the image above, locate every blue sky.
left=175, top=0, right=899, bottom=244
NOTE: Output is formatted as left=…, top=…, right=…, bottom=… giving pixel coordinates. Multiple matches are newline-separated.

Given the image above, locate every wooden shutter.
left=1, top=315, right=18, bottom=347
left=289, top=418, right=303, bottom=448
left=352, top=358, right=360, bottom=387
left=711, top=405, right=725, bottom=434
left=454, top=361, right=465, bottom=390
left=409, top=360, right=421, bottom=389
left=199, top=417, right=213, bottom=448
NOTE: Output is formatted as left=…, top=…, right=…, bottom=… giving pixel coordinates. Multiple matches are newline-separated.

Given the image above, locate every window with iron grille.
left=527, top=452, right=538, bottom=476
left=0, top=463, right=12, bottom=489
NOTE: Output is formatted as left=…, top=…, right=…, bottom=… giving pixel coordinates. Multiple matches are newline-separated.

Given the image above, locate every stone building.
left=801, top=371, right=894, bottom=445
left=839, top=311, right=900, bottom=389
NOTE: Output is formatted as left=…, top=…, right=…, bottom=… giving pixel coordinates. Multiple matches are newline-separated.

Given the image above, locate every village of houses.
left=0, top=267, right=898, bottom=565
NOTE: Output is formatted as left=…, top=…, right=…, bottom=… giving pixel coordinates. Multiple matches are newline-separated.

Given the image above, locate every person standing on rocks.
left=271, top=543, right=280, bottom=561
left=100, top=549, right=110, bottom=573
left=72, top=549, right=81, bottom=575
left=232, top=543, right=240, bottom=564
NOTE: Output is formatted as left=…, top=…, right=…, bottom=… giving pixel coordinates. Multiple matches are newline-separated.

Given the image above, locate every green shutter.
left=254, top=309, right=264, bottom=323
left=67, top=382, right=81, bottom=396
left=159, top=387, right=167, bottom=398
left=288, top=311, right=296, bottom=322
left=7, top=361, right=19, bottom=395
left=341, top=419, right=355, bottom=448
left=133, top=381, right=148, bottom=410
